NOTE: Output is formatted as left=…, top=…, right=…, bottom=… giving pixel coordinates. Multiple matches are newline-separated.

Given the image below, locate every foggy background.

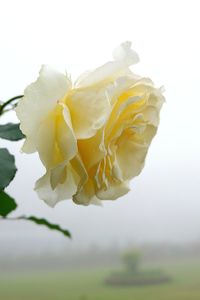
left=0, top=0, right=200, bottom=256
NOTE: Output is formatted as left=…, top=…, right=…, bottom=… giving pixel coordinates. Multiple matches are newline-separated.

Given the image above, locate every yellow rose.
left=16, top=42, right=164, bottom=206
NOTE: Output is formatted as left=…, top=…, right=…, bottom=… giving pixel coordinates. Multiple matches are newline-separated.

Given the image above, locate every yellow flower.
left=16, top=42, right=164, bottom=206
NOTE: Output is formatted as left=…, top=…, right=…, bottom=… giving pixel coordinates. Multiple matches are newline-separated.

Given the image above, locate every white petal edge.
left=75, top=41, right=139, bottom=87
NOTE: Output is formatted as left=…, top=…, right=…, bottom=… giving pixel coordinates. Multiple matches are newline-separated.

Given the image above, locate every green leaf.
left=0, top=191, right=17, bottom=217
left=0, top=148, right=17, bottom=190
left=22, top=216, right=71, bottom=238
left=0, top=123, right=25, bottom=141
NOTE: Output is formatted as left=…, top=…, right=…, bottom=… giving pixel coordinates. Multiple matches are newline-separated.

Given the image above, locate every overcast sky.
left=0, top=0, right=200, bottom=250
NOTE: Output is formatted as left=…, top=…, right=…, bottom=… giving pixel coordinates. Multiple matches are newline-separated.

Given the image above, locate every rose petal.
left=35, top=104, right=77, bottom=168
left=35, top=165, right=78, bottom=207
left=96, top=181, right=130, bottom=200
left=66, top=87, right=111, bottom=139
left=116, top=124, right=158, bottom=181
left=75, top=41, right=139, bottom=87
left=16, top=65, right=71, bottom=153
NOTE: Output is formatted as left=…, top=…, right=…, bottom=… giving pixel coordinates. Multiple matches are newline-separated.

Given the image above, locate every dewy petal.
left=15, top=65, right=71, bottom=153
left=75, top=41, right=139, bottom=87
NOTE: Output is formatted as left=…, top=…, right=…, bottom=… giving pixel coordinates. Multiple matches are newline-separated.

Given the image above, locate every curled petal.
left=16, top=65, right=71, bottom=153
left=96, top=181, right=130, bottom=200
left=35, top=165, right=78, bottom=207
left=76, top=41, right=139, bottom=87
left=73, top=178, right=96, bottom=205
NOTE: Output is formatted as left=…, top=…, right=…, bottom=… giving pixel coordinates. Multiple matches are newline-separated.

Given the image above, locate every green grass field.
left=1, top=259, right=200, bottom=300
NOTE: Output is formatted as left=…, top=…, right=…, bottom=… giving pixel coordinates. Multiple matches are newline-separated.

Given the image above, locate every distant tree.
left=122, top=250, right=141, bottom=274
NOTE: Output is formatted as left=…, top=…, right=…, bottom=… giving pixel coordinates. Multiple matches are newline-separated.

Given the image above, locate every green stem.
left=0, top=95, right=23, bottom=116
left=0, top=216, right=24, bottom=221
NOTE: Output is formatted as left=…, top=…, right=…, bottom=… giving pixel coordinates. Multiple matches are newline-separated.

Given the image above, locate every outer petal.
left=15, top=65, right=71, bottom=153
left=96, top=181, right=130, bottom=200
left=116, top=135, right=149, bottom=181
left=75, top=41, right=139, bottom=87
left=35, top=104, right=78, bottom=206
left=35, top=165, right=78, bottom=207
left=116, top=88, right=164, bottom=181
